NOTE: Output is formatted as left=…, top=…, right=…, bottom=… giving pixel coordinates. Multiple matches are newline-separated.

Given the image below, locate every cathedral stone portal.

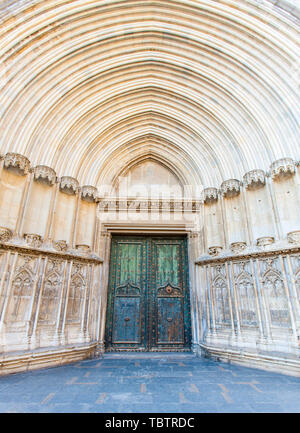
left=0, top=0, right=299, bottom=377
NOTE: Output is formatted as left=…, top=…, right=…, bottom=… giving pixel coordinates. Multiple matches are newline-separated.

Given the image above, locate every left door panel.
left=105, top=237, right=148, bottom=351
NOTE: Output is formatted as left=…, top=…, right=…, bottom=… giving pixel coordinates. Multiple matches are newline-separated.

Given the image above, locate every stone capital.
left=33, top=165, right=57, bottom=185
left=220, top=179, right=241, bottom=198
left=243, top=169, right=266, bottom=189
left=4, top=153, right=30, bottom=175
left=59, top=176, right=79, bottom=194
left=270, top=158, right=296, bottom=180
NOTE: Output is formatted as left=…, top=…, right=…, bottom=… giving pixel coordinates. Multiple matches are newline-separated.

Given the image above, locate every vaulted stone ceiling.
left=0, top=0, right=299, bottom=189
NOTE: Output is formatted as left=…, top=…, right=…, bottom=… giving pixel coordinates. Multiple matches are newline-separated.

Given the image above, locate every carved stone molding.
left=257, top=236, right=275, bottom=247
left=53, top=240, right=68, bottom=252
left=24, top=233, right=42, bottom=248
left=97, top=198, right=201, bottom=213
left=220, top=179, right=240, bottom=198
left=81, top=185, right=98, bottom=202
left=33, top=165, right=56, bottom=185
left=59, top=176, right=79, bottom=195
left=287, top=231, right=300, bottom=245
left=203, top=188, right=218, bottom=204
left=0, top=227, right=13, bottom=242
left=230, top=241, right=247, bottom=253
left=270, top=158, right=296, bottom=180
left=208, top=246, right=223, bottom=256
left=243, top=170, right=266, bottom=190
left=3, top=153, right=30, bottom=175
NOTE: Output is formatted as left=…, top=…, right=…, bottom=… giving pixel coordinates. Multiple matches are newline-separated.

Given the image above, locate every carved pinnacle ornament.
left=220, top=179, right=240, bottom=198
left=81, top=185, right=98, bottom=202
left=203, top=187, right=218, bottom=203
left=33, top=165, right=56, bottom=185
left=243, top=170, right=266, bottom=189
left=270, top=158, right=296, bottom=180
left=59, top=176, right=79, bottom=194
left=4, top=153, right=30, bottom=175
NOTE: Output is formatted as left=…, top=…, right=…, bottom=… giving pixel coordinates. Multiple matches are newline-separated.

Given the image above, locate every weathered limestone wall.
left=195, top=159, right=300, bottom=376
left=0, top=154, right=103, bottom=374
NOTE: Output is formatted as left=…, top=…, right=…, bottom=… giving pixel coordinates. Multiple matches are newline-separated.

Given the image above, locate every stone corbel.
left=243, top=169, right=266, bottom=190
left=3, top=152, right=30, bottom=175
left=203, top=187, right=218, bottom=204
left=220, top=179, right=240, bottom=198
left=270, top=158, right=296, bottom=180
left=59, top=176, right=79, bottom=195
left=33, top=165, right=56, bottom=185
left=76, top=244, right=91, bottom=254
left=81, top=185, right=98, bottom=202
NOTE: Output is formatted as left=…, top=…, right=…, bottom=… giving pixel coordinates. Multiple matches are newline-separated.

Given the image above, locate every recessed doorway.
left=105, top=235, right=191, bottom=352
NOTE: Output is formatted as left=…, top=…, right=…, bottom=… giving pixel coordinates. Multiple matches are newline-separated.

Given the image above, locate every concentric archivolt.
left=0, top=0, right=299, bottom=190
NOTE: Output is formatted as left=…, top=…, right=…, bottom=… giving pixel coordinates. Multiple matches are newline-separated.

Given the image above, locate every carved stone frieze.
left=24, top=233, right=42, bottom=248
left=59, top=176, right=79, bottom=194
left=0, top=227, right=13, bottom=242
left=230, top=241, right=247, bottom=253
left=287, top=231, right=300, bottom=245
left=53, top=240, right=68, bottom=252
left=220, top=179, right=240, bottom=198
left=81, top=185, right=98, bottom=202
left=243, top=169, right=266, bottom=190
left=203, top=188, right=218, bottom=204
left=33, top=165, right=56, bottom=185
left=257, top=236, right=275, bottom=247
left=4, top=153, right=30, bottom=175
left=270, top=158, right=296, bottom=180
left=208, top=246, right=223, bottom=256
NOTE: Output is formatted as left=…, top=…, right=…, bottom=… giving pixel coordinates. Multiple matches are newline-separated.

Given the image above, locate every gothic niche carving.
left=0, top=227, right=13, bottom=242
left=243, top=170, right=266, bottom=190
left=59, top=176, right=79, bottom=195
left=9, top=257, right=35, bottom=322
left=234, top=262, right=257, bottom=326
left=220, top=179, right=241, bottom=198
left=3, top=152, right=30, bottom=175
left=33, top=165, right=56, bottom=185
left=261, top=259, right=291, bottom=328
left=270, top=158, right=296, bottom=180
left=24, top=233, right=42, bottom=248
left=38, top=260, right=63, bottom=324
left=66, top=263, right=86, bottom=323
left=212, top=266, right=231, bottom=327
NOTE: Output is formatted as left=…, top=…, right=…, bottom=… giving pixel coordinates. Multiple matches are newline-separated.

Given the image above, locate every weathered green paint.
left=105, top=236, right=191, bottom=352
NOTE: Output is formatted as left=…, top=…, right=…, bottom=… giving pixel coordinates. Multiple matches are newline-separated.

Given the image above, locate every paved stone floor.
left=0, top=353, right=299, bottom=413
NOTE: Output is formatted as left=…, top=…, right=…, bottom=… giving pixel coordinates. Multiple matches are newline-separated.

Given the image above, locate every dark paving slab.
left=0, top=353, right=299, bottom=413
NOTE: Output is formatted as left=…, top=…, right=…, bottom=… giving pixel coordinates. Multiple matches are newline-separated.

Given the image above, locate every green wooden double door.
left=105, top=236, right=191, bottom=352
